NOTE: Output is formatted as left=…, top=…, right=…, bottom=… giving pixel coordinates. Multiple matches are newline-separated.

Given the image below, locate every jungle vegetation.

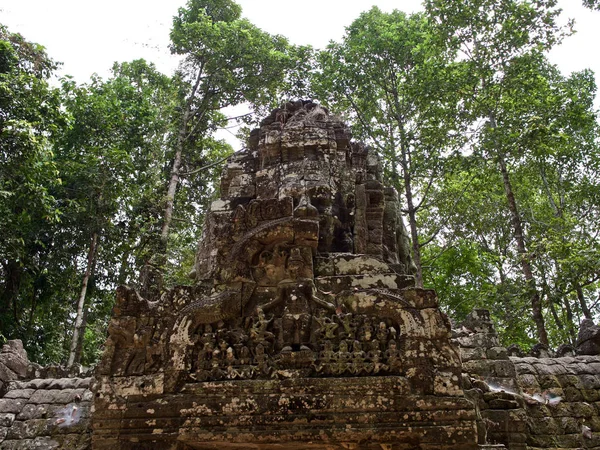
left=1, top=0, right=599, bottom=365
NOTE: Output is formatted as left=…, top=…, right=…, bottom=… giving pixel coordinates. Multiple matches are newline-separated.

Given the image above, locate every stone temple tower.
left=92, top=100, right=478, bottom=449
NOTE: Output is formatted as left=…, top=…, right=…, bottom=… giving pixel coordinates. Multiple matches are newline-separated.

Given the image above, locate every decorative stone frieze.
left=92, top=101, right=477, bottom=449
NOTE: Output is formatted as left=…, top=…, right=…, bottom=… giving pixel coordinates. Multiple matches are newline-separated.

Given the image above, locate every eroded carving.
left=94, top=101, right=474, bottom=450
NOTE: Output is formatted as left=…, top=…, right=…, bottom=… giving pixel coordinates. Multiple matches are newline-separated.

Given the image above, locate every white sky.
left=1, top=0, right=597, bottom=82
left=1, top=0, right=599, bottom=147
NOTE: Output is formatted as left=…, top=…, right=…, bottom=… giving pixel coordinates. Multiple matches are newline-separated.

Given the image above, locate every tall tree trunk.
left=0, top=260, right=22, bottom=331
left=562, top=296, right=577, bottom=344
left=548, top=300, right=564, bottom=333
left=400, top=145, right=423, bottom=287
left=154, top=66, right=207, bottom=275
left=67, top=231, right=98, bottom=368
left=497, top=152, right=548, bottom=345
left=540, top=163, right=589, bottom=326
left=159, top=71, right=205, bottom=257
left=576, top=283, right=592, bottom=319
left=160, top=139, right=183, bottom=254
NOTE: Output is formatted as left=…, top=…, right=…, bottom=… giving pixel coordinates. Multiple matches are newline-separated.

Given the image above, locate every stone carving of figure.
left=338, top=313, right=357, bottom=341
left=218, top=340, right=229, bottom=364
left=340, top=230, right=354, bottom=253
left=198, top=342, right=213, bottom=371
left=293, top=194, right=319, bottom=219
left=314, top=340, right=335, bottom=375
left=315, top=311, right=339, bottom=340
left=320, top=206, right=338, bottom=252
left=385, top=339, right=403, bottom=373
left=376, top=322, right=389, bottom=348
left=254, top=343, right=271, bottom=377
left=351, top=340, right=366, bottom=375
left=262, top=279, right=336, bottom=352
left=224, top=347, right=241, bottom=379
left=225, top=346, right=237, bottom=365
left=253, top=247, right=289, bottom=286
left=250, top=307, right=274, bottom=346
left=367, top=339, right=386, bottom=374
left=209, top=349, right=224, bottom=380
left=201, top=324, right=216, bottom=346
left=320, top=340, right=335, bottom=365
left=232, top=204, right=247, bottom=234
left=389, top=326, right=398, bottom=342
left=239, top=345, right=251, bottom=365
left=287, top=247, right=312, bottom=280
left=279, top=281, right=312, bottom=352
left=360, top=318, right=374, bottom=342
left=334, top=340, right=352, bottom=375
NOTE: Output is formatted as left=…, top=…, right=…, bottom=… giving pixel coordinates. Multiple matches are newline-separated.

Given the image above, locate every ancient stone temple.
left=4, top=101, right=600, bottom=450
left=91, top=100, right=478, bottom=449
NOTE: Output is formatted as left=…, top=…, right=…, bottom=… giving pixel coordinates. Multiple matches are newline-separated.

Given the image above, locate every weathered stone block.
left=530, top=416, right=564, bottom=435
left=461, top=347, right=487, bottom=362
left=560, top=416, right=579, bottom=434
left=2, top=389, right=35, bottom=400
left=487, top=346, right=508, bottom=360
left=570, top=401, right=596, bottom=417
left=463, top=359, right=516, bottom=378
left=562, top=386, right=584, bottom=402
left=517, top=373, right=540, bottom=390
left=457, top=333, right=500, bottom=349
left=488, top=398, right=520, bottom=409
left=0, top=436, right=61, bottom=449
left=512, top=360, right=536, bottom=375
left=0, top=363, right=17, bottom=384
left=0, top=399, right=26, bottom=414
left=538, top=362, right=568, bottom=376
left=0, top=412, right=15, bottom=427
left=28, top=389, right=87, bottom=405
left=583, top=388, right=600, bottom=402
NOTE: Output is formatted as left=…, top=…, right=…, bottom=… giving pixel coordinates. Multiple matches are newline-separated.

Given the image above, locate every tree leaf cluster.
left=314, top=0, right=600, bottom=349
left=2, top=0, right=600, bottom=361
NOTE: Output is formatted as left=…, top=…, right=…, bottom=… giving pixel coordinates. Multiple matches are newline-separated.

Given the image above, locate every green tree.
left=58, top=60, right=177, bottom=366
left=148, top=0, right=298, bottom=286
left=0, top=25, right=64, bottom=348
left=513, top=67, right=600, bottom=344
left=315, top=8, right=468, bottom=287
left=424, top=0, right=572, bottom=345
left=422, top=59, right=600, bottom=348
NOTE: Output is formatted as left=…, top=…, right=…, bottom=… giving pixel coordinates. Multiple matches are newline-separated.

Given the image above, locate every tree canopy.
left=1, top=0, right=599, bottom=363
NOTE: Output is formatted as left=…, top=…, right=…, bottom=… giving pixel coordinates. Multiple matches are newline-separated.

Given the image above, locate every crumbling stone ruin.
left=456, top=309, right=600, bottom=450
left=0, top=341, right=93, bottom=449
left=2, top=101, right=600, bottom=449
left=92, top=100, right=475, bottom=449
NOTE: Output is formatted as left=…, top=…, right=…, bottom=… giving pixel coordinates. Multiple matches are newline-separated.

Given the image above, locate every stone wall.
left=92, top=100, right=477, bottom=449
left=0, top=340, right=93, bottom=449
left=0, top=377, right=92, bottom=449
left=514, top=355, right=600, bottom=449
left=2, top=101, right=600, bottom=449
left=457, top=309, right=600, bottom=450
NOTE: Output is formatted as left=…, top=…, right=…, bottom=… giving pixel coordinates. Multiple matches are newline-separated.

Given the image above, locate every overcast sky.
left=1, top=0, right=598, bottom=84
left=1, top=0, right=598, bottom=149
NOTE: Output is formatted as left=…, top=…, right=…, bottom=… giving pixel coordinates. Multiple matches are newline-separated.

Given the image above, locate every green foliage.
left=422, top=57, right=600, bottom=348
left=170, top=0, right=295, bottom=111
left=315, top=8, right=471, bottom=286
left=582, top=0, right=600, bottom=10
left=0, top=25, right=66, bottom=360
